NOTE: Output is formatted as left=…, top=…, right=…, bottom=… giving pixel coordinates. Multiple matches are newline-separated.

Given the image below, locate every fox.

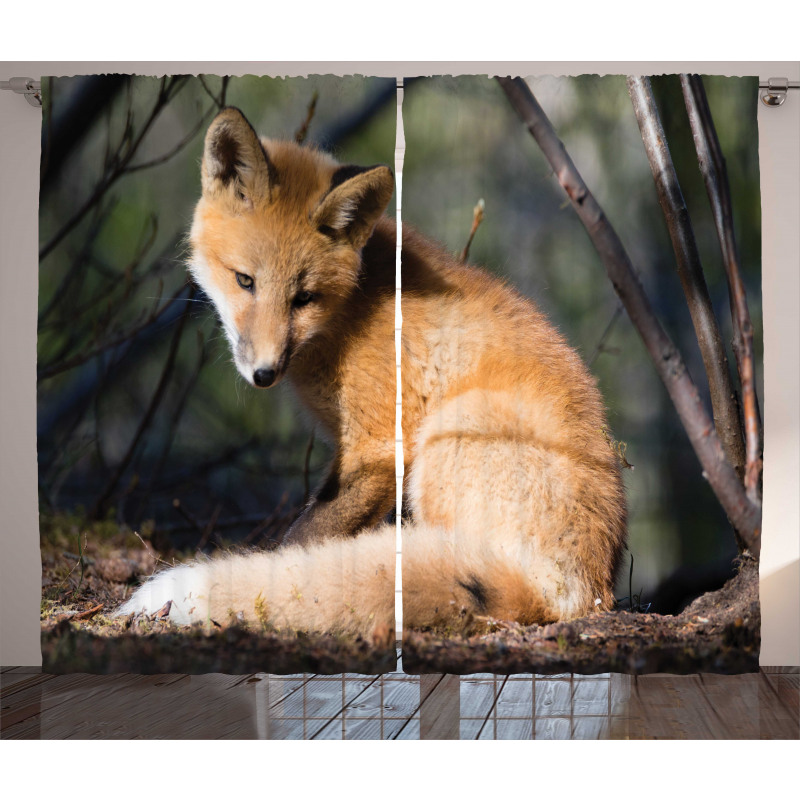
left=117, top=106, right=627, bottom=640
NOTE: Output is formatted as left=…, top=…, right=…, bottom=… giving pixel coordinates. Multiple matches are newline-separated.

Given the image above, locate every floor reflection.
left=1, top=666, right=797, bottom=739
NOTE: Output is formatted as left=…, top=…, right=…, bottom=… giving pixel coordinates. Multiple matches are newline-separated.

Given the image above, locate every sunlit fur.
left=188, top=135, right=375, bottom=389
left=118, top=108, right=627, bottom=640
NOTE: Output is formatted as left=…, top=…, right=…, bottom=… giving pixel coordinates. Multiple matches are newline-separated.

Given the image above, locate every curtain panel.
left=38, top=73, right=761, bottom=676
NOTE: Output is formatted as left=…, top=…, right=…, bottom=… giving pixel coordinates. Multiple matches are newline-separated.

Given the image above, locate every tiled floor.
left=1, top=665, right=797, bottom=739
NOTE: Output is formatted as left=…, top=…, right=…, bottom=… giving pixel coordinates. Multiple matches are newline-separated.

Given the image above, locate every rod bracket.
left=759, top=77, right=798, bottom=107
left=0, top=77, right=42, bottom=107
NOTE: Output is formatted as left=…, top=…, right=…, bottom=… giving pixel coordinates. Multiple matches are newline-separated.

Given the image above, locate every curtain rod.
left=0, top=78, right=41, bottom=106
left=3, top=77, right=799, bottom=109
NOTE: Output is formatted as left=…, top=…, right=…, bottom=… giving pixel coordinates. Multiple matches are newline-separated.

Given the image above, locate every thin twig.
left=171, top=498, right=204, bottom=532
left=40, top=77, right=189, bottom=261
left=680, top=74, right=762, bottom=506
left=294, top=90, right=319, bottom=144
left=39, top=214, right=160, bottom=355
left=196, top=504, right=223, bottom=551
left=198, top=75, right=230, bottom=109
left=460, top=199, right=485, bottom=263
left=133, top=530, right=174, bottom=570
left=496, top=76, right=761, bottom=554
left=197, top=75, right=221, bottom=106
left=303, top=430, right=316, bottom=505
left=37, top=200, right=117, bottom=327
left=588, top=302, right=624, bottom=367
left=72, top=603, right=104, bottom=621
left=43, top=344, right=118, bottom=496
left=90, top=286, right=196, bottom=518
left=138, top=329, right=209, bottom=515
left=156, top=503, right=299, bottom=540
left=242, top=494, right=290, bottom=545
left=54, top=233, right=179, bottom=328
left=123, top=103, right=217, bottom=174
left=627, top=76, right=746, bottom=479
left=154, top=440, right=259, bottom=490
left=37, top=282, right=191, bottom=381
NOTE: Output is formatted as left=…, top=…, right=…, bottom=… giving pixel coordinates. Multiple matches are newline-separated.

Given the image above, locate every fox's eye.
left=292, top=290, right=315, bottom=308
left=236, top=272, right=254, bottom=291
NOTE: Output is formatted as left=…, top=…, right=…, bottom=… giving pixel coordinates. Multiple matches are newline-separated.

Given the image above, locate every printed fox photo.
left=38, top=74, right=762, bottom=676
left=118, top=106, right=400, bottom=638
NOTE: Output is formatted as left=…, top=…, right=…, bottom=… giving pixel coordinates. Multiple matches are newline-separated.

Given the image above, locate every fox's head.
left=189, top=107, right=394, bottom=388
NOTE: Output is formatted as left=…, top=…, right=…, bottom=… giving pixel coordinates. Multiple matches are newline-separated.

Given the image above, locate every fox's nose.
left=253, top=368, right=277, bottom=388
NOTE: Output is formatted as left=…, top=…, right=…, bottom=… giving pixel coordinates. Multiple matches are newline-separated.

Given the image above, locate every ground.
left=403, top=559, right=759, bottom=674
left=39, top=514, right=759, bottom=675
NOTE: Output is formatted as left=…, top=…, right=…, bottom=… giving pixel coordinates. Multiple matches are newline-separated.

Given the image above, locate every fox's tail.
left=402, top=525, right=565, bottom=634
left=115, top=526, right=396, bottom=639
left=117, top=524, right=581, bottom=638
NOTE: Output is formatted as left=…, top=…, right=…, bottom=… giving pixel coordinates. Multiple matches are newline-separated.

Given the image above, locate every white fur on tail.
left=115, top=562, right=215, bottom=624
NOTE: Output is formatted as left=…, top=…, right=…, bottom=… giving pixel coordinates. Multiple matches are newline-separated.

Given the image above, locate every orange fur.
left=117, top=108, right=627, bottom=639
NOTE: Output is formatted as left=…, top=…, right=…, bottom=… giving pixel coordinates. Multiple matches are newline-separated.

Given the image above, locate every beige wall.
left=1, top=61, right=797, bottom=666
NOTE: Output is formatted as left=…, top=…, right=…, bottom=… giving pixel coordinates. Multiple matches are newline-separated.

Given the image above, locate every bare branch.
left=123, top=104, right=217, bottom=174
left=37, top=282, right=191, bottom=381
left=197, top=75, right=220, bottom=108
left=626, top=76, right=746, bottom=479
left=303, top=430, right=316, bottom=505
left=195, top=504, right=223, bottom=551
left=138, top=329, right=209, bottom=514
left=496, top=76, right=761, bottom=554
left=90, top=286, right=196, bottom=518
left=294, top=90, right=319, bottom=145
left=154, top=440, right=258, bottom=491
left=157, top=502, right=298, bottom=543
left=37, top=200, right=118, bottom=327
left=170, top=497, right=204, bottom=533
left=55, top=229, right=179, bottom=329
left=680, top=74, right=762, bottom=507
left=40, top=77, right=189, bottom=261
left=242, top=494, right=293, bottom=545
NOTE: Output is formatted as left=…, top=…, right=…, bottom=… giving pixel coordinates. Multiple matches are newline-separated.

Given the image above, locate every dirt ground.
left=39, top=514, right=759, bottom=675
left=403, top=557, right=759, bottom=674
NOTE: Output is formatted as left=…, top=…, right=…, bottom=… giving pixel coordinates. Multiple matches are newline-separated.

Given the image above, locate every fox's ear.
left=201, top=107, right=272, bottom=205
left=312, top=165, right=394, bottom=248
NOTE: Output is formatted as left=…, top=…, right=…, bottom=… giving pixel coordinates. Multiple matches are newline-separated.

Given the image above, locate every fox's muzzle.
left=249, top=347, right=290, bottom=388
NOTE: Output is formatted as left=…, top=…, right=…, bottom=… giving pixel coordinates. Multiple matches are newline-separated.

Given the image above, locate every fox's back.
left=400, top=225, right=613, bottom=461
